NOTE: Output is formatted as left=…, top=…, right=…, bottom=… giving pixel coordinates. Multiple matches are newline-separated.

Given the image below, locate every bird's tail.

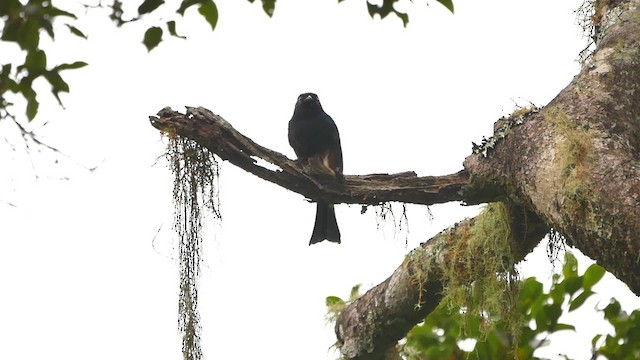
left=310, top=202, right=341, bottom=245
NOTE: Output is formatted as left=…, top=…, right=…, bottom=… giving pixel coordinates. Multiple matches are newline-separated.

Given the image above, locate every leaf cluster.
left=355, top=0, right=453, bottom=27
left=0, top=0, right=87, bottom=120
left=328, top=253, right=639, bottom=359
left=0, top=0, right=222, bottom=122
left=1, top=0, right=456, bottom=122
left=326, top=284, right=361, bottom=323
left=401, top=253, right=612, bottom=359
left=592, top=299, right=640, bottom=359
left=142, top=0, right=219, bottom=51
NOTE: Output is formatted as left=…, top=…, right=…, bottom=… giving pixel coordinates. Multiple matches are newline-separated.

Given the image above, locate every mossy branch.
left=150, top=107, right=480, bottom=206
left=336, top=204, right=549, bottom=360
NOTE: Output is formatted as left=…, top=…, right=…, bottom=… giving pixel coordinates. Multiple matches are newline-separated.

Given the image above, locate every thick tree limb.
left=336, top=204, right=549, bottom=360
left=335, top=1, right=640, bottom=358
left=465, top=0, right=640, bottom=295
left=150, top=107, right=475, bottom=206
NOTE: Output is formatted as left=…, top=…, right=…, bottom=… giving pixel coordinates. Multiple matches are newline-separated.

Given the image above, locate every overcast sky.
left=1, top=1, right=639, bottom=359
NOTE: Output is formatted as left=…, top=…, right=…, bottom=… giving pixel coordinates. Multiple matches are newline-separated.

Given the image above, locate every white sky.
left=1, top=0, right=639, bottom=359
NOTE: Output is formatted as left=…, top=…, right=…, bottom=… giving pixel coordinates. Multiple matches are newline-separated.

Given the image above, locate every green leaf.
left=166, top=21, right=187, bottom=39
left=549, top=280, right=565, bottom=305
left=22, top=87, right=38, bottom=120
left=563, top=276, right=583, bottom=296
left=569, top=290, right=594, bottom=312
left=1, top=19, right=20, bottom=42
left=259, top=0, right=276, bottom=17
left=42, top=19, right=55, bottom=39
left=349, top=284, right=361, bottom=301
left=466, top=314, right=482, bottom=338
left=54, top=61, right=88, bottom=71
left=25, top=50, right=47, bottom=71
left=326, top=296, right=345, bottom=307
left=436, top=0, right=454, bottom=13
left=366, top=0, right=409, bottom=27
left=536, top=303, right=562, bottom=331
left=487, top=331, right=510, bottom=355
left=44, top=70, right=69, bottom=101
left=424, top=344, right=456, bottom=359
left=26, top=96, right=39, bottom=120
left=546, top=302, right=563, bottom=322
left=0, top=63, right=12, bottom=79
left=18, top=19, right=41, bottom=50
left=45, top=6, right=77, bottom=19
left=367, top=2, right=383, bottom=19
left=198, top=1, right=218, bottom=31
left=592, top=334, right=603, bottom=348
left=582, top=264, right=605, bottom=291
left=562, top=252, right=578, bottom=278
left=138, top=0, right=165, bottom=15
left=473, top=340, right=491, bottom=360
left=44, top=70, right=70, bottom=106
left=554, top=323, right=576, bottom=332
left=65, top=24, right=87, bottom=39
left=0, top=64, right=19, bottom=95
left=44, top=71, right=70, bottom=92
left=178, top=0, right=203, bottom=15
left=396, top=11, right=408, bottom=27
left=518, top=277, right=543, bottom=309
left=143, top=26, right=163, bottom=51
left=604, top=299, right=621, bottom=320
left=535, top=306, right=549, bottom=330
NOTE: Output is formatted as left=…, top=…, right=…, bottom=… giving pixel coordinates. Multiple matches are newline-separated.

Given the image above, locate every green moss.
left=167, top=135, right=221, bottom=360
left=437, top=203, right=522, bottom=344
left=511, top=105, right=538, bottom=118
left=406, top=247, right=434, bottom=310
left=544, top=106, right=595, bottom=217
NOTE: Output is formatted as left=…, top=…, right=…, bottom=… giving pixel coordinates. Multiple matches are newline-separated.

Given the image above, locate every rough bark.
left=466, top=0, right=640, bottom=294
left=336, top=1, right=640, bottom=358
left=148, top=1, right=640, bottom=359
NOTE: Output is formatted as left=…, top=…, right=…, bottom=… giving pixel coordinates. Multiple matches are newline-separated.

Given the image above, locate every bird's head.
left=295, top=92, right=323, bottom=111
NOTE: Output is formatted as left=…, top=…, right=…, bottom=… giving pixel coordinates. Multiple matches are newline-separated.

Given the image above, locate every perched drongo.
left=288, top=93, right=342, bottom=245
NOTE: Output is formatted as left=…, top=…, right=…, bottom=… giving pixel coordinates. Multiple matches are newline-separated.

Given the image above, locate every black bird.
left=288, top=93, right=343, bottom=245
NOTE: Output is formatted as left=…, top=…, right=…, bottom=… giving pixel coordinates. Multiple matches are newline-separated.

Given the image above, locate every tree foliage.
left=0, top=0, right=454, bottom=122
left=328, top=252, right=640, bottom=359
left=0, top=0, right=215, bottom=121
left=0, top=0, right=87, bottom=120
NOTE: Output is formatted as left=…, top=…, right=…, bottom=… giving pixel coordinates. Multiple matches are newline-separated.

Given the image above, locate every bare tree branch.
left=150, top=107, right=476, bottom=206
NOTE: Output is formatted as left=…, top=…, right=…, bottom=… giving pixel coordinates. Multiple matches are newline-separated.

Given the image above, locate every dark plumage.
left=288, top=93, right=343, bottom=245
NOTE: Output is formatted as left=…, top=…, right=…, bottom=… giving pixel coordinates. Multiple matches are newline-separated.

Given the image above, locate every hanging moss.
left=167, top=134, right=220, bottom=360
left=439, top=203, right=522, bottom=346
left=375, top=202, right=410, bottom=246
